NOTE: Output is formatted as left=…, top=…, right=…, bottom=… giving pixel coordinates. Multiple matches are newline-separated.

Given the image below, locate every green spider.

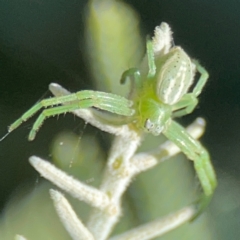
left=6, top=23, right=216, bottom=217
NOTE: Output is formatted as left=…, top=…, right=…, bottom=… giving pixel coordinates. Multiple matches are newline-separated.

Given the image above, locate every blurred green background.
left=0, top=0, right=240, bottom=239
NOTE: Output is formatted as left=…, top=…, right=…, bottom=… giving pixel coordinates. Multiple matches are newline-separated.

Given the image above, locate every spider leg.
left=171, top=94, right=198, bottom=118
left=120, top=68, right=141, bottom=85
left=120, top=67, right=142, bottom=98
left=9, top=91, right=133, bottom=138
left=192, top=60, right=209, bottom=97
left=163, top=119, right=217, bottom=218
left=120, top=39, right=156, bottom=97
left=28, top=95, right=133, bottom=140
left=146, top=38, right=156, bottom=77
left=172, top=61, right=209, bottom=118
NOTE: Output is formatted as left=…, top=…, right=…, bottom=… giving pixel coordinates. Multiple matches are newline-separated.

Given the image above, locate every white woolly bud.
left=152, top=22, right=173, bottom=55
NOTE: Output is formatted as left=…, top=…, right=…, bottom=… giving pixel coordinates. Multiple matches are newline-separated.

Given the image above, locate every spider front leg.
left=120, top=39, right=157, bottom=97
left=163, top=119, right=217, bottom=218
left=172, top=60, right=209, bottom=118
left=120, top=68, right=142, bottom=98
left=171, top=94, right=198, bottom=118
left=8, top=90, right=133, bottom=140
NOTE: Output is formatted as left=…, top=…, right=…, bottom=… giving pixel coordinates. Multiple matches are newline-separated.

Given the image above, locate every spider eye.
left=144, top=119, right=163, bottom=136
left=155, top=126, right=162, bottom=135
left=144, top=119, right=154, bottom=130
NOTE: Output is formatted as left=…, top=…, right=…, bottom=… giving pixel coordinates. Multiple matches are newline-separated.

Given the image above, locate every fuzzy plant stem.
left=29, top=126, right=203, bottom=240
left=28, top=82, right=206, bottom=240
left=86, top=127, right=142, bottom=239
left=29, top=116, right=203, bottom=240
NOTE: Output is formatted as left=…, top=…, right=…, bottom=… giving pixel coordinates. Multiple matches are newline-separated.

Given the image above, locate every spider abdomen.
left=156, top=47, right=194, bottom=105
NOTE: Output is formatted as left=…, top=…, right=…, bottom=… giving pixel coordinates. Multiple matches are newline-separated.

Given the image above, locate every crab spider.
left=6, top=22, right=216, bottom=217
left=120, top=38, right=216, bottom=215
